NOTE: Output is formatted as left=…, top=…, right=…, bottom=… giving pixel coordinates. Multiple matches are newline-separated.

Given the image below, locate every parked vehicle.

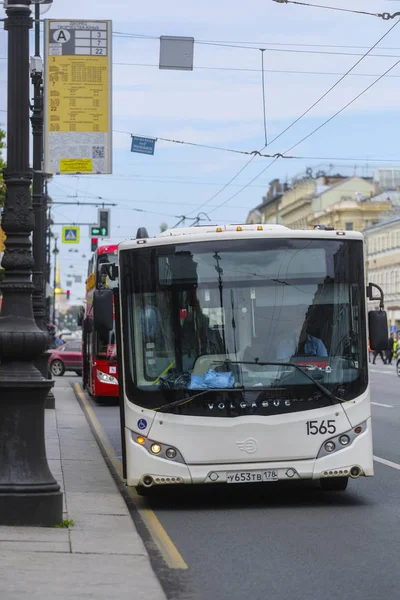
left=49, top=340, right=83, bottom=377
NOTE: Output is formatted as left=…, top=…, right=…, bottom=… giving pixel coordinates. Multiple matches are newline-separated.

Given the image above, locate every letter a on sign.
left=53, top=29, right=71, bottom=43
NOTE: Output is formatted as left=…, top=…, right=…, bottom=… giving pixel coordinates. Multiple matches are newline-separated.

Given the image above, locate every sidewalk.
left=0, top=378, right=167, bottom=600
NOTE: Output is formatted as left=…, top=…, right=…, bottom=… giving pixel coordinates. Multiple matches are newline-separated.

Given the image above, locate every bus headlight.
left=132, top=433, right=185, bottom=464
left=317, top=421, right=366, bottom=459
left=324, top=441, right=335, bottom=453
left=97, top=370, right=118, bottom=385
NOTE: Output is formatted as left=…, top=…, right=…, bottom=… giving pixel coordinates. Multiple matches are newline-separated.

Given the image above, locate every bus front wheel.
left=320, top=477, right=348, bottom=491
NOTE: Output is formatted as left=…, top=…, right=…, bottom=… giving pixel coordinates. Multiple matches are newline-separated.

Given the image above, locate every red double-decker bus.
left=81, top=244, right=119, bottom=402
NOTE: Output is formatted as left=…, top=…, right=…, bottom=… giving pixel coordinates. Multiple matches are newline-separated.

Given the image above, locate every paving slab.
left=0, top=551, right=166, bottom=600
left=0, top=378, right=167, bottom=600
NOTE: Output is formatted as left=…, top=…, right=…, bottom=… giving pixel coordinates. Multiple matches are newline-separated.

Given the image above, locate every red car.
left=49, top=340, right=83, bottom=377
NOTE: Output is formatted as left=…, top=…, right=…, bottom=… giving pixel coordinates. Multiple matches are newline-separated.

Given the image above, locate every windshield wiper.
left=225, top=360, right=341, bottom=405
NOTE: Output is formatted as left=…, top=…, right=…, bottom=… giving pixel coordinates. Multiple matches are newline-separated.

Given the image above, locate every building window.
left=345, top=222, right=353, bottom=231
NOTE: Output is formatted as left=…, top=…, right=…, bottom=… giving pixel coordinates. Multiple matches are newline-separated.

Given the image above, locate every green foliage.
left=54, top=519, right=75, bottom=529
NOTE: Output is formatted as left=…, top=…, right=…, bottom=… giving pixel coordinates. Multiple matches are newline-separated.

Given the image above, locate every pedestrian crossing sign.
left=62, top=226, right=80, bottom=244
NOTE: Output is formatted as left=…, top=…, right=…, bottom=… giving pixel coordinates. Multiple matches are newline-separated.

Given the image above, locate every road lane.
left=69, top=370, right=400, bottom=600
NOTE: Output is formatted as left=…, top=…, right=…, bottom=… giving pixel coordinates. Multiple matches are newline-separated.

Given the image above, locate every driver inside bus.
left=276, top=310, right=328, bottom=361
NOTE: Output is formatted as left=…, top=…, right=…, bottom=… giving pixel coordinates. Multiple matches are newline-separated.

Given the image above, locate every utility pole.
left=31, top=1, right=45, bottom=331
left=30, top=1, right=55, bottom=408
left=45, top=181, right=53, bottom=324
left=52, top=234, right=59, bottom=325
left=0, top=0, right=62, bottom=525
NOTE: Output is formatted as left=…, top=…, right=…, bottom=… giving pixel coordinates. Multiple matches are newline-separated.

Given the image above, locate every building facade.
left=364, top=216, right=400, bottom=329
left=246, top=179, right=287, bottom=225
left=246, top=173, right=391, bottom=233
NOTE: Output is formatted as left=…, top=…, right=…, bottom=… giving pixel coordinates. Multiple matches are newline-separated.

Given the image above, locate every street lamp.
left=52, top=233, right=59, bottom=326
left=0, top=0, right=62, bottom=525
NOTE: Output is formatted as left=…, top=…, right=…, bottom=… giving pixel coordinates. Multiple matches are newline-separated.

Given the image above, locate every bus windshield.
left=123, top=238, right=367, bottom=407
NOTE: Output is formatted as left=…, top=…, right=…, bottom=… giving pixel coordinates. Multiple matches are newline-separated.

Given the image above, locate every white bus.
left=94, top=224, right=388, bottom=495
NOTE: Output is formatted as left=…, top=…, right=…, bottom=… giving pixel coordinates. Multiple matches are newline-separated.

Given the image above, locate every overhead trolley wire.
left=205, top=52, right=400, bottom=216
left=186, top=19, right=400, bottom=217
left=264, top=18, right=400, bottom=148
left=271, top=0, right=400, bottom=21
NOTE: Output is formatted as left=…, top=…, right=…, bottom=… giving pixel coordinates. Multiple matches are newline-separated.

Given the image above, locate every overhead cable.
left=265, top=17, right=400, bottom=148
left=205, top=55, right=400, bottom=215
left=182, top=19, right=400, bottom=216
left=272, top=0, right=400, bottom=21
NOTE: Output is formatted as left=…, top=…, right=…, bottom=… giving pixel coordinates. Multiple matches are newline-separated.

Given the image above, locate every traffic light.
left=91, top=237, right=98, bottom=252
left=66, top=289, right=70, bottom=301
left=98, top=209, right=109, bottom=237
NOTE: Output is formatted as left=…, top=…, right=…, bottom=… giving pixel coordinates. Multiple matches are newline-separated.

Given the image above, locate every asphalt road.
left=66, top=366, right=400, bottom=600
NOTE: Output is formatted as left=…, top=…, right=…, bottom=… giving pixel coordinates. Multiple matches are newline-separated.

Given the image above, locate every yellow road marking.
left=73, top=383, right=188, bottom=570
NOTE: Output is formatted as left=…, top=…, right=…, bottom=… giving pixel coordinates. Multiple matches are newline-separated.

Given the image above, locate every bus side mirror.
left=77, top=307, right=84, bottom=327
left=368, top=310, right=388, bottom=352
left=93, top=289, right=113, bottom=332
left=367, top=283, right=388, bottom=352
left=83, top=317, right=93, bottom=334
left=99, top=262, right=118, bottom=282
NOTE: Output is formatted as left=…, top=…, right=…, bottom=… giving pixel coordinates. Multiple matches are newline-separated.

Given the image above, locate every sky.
left=1, top=0, right=400, bottom=304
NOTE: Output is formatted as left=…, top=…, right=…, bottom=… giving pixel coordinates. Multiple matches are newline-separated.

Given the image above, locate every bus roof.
left=95, top=244, right=118, bottom=256
left=119, top=223, right=364, bottom=251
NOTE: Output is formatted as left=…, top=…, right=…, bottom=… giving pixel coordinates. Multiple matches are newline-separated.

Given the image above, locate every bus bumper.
left=125, top=421, right=373, bottom=488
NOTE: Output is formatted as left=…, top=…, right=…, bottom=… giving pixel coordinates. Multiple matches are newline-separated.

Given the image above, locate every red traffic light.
left=91, top=237, right=98, bottom=252
left=66, top=289, right=71, bottom=300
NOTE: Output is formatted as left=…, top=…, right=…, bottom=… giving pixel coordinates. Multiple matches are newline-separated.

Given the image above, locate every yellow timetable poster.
left=44, top=20, right=112, bottom=175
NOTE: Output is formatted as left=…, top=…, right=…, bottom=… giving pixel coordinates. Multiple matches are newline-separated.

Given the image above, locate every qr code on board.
left=92, top=146, right=105, bottom=159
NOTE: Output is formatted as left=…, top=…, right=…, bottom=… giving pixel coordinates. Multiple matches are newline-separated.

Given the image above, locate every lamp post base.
left=46, top=389, right=56, bottom=409
left=0, top=371, right=63, bottom=526
left=0, top=491, right=63, bottom=527
left=34, top=350, right=56, bottom=409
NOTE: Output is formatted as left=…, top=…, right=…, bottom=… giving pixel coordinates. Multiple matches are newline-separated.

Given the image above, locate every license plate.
left=226, top=470, right=278, bottom=483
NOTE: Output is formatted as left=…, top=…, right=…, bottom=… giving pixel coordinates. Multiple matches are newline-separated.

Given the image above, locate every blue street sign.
left=62, top=226, right=80, bottom=244
left=131, top=136, right=156, bottom=155
left=390, top=325, right=397, bottom=333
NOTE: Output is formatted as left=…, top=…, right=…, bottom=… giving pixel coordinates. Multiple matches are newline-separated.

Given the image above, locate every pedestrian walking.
left=372, top=349, right=387, bottom=365
left=387, top=333, right=395, bottom=365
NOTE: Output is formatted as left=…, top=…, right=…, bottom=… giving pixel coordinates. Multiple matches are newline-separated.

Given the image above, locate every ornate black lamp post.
left=0, top=0, right=62, bottom=525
